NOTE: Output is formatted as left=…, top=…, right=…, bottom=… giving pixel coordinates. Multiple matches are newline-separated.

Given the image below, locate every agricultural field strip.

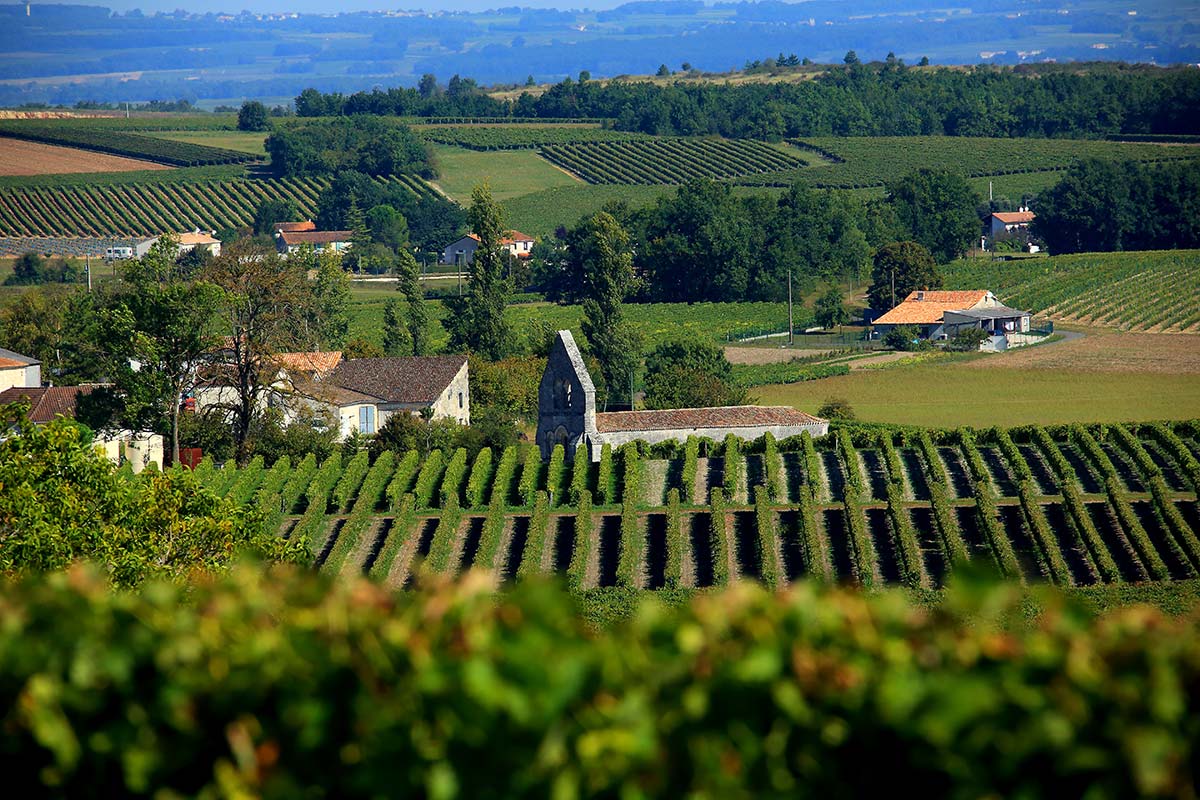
left=417, top=126, right=652, bottom=150
left=0, top=175, right=431, bottom=237
left=943, top=250, right=1200, bottom=333
left=538, top=138, right=805, bottom=185
left=0, top=123, right=258, bottom=167
left=734, top=136, right=1200, bottom=188
left=203, top=422, right=1200, bottom=591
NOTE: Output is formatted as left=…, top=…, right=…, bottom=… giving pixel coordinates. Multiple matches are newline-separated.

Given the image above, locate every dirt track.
left=0, top=139, right=170, bottom=176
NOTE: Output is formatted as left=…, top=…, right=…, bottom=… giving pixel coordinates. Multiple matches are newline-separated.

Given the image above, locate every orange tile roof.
left=466, top=231, right=535, bottom=245
left=0, top=358, right=27, bottom=368
left=274, top=220, right=317, bottom=232
left=177, top=232, right=220, bottom=245
left=873, top=290, right=990, bottom=326
left=595, top=406, right=824, bottom=433
left=273, top=351, right=343, bottom=376
left=992, top=211, right=1035, bottom=224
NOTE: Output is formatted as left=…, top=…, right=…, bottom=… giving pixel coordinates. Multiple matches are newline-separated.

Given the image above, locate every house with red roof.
left=536, top=331, right=826, bottom=462
left=276, top=229, right=354, bottom=256
left=988, top=209, right=1035, bottom=238
left=872, top=290, right=1032, bottom=346
left=0, top=347, right=40, bottom=392
left=441, top=231, right=535, bottom=266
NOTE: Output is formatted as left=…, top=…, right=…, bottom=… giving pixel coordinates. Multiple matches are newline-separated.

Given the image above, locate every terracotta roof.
left=177, top=232, right=220, bottom=245
left=465, top=231, right=535, bottom=245
left=992, top=211, right=1035, bottom=224
left=280, top=230, right=353, bottom=245
left=0, top=347, right=39, bottom=368
left=0, top=384, right=106, bottom=424
left=595, top=405, right=824, bottom=433
left=328, top=355, right=466, bottom=405
left=272, top=351, right=342, bottom=377
left=273, top=220, right=317, bottom=232
left=873, top=290, right=990, bottom=326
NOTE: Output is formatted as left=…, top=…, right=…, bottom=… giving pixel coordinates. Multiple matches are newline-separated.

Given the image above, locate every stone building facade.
left=536, top=330, right=829, bottom=461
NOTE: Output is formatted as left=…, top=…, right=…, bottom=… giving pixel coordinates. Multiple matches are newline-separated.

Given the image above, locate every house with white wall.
left=0, top=347, right=40, bottom=392
left=441, top=231, right=535, bottom=266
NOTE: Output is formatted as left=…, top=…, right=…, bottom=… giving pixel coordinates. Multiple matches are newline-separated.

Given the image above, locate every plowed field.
left=0, top=138, right=170, bottom=175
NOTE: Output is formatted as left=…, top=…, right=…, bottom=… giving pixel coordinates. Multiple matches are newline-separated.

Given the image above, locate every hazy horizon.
left=23, top=0, right=632, bottom=12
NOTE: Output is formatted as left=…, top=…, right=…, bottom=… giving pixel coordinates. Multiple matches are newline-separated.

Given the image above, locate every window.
left=358, top=405, right=376, bottom=435
left=458, top=392, right=464, bottom=409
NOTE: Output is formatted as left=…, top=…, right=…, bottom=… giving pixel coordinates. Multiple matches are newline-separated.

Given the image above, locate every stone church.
left=536, top=330, right=829, bottom=461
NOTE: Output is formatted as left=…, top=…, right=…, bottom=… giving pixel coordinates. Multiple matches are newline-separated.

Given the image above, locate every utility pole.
left=787, top=266, right=794, bottom=346
left=86, top=254, right=91, bottom=292
left=890, top=265, right=895, bottom=309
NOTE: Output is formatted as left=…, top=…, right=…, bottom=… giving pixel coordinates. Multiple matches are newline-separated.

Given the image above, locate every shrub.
left=489, top=446, right=519, bottom=507
left=762, top=432, right=781, bottom=501
left=620, top=444, right=642, bottom=507
left=945, top=327, right=989, bottom=352
left=816, top=397, right=855, bottom=421
left=6, top=567, right=1200, bottom=798
left=424, top=493, right=463, bottom=574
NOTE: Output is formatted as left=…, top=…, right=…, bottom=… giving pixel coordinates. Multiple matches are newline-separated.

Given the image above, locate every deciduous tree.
left=868, top=241, right=941, bottom=312
left=887, top=168, right=981, bottom=262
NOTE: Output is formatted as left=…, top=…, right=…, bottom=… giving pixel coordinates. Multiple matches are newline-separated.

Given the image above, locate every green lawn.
left=430, top=144, right=580, bottom=204
left=752, top=360, right=1200, bottom=427
left=147, top=131, right=268, bottom=155
left=502, top=184, right=672, bottom=236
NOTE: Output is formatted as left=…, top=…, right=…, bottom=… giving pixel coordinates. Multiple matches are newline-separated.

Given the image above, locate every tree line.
left=294, top=63, right=1200, bottom=140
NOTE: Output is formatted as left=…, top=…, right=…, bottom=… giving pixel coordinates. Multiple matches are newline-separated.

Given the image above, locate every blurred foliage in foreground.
left=0, top=403, right=308, bottom=586
left=1, top=565, right=1197, bottom=798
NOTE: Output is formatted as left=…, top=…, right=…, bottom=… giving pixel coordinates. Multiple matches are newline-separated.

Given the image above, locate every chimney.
left=916, top=291, right=925, bottom=301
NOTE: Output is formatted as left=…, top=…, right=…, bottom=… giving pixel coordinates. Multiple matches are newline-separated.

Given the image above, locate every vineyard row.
left=190, top=421, right=1200, bottom=592
left=0, top=124, right=258, bottom=167
left=0, top=174, right=435, bottom=237
left=539, top=138, right=804, bottom=184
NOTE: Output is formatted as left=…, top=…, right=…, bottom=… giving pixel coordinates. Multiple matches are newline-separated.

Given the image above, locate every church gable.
left=536, top=331, right=597, bottom=460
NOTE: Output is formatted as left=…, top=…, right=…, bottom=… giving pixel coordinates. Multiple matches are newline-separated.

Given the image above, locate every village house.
left=872, top=290, right=1033, bottom=349
left=191, top=351, right=470, bottom=441
left=988, top=209, right=1035, bottom=238
left=537, top=331, right=827, bottom=462
left=0, top=383, right=164, bottom=472
left=176, top=231, right=222, bottom=257
left=273, top=220, right=317, bottom=233
left=441, top=231, right=535, bottom=266
left=276, top=230, right=354, bottom=256
left=0, top=347, right=40, bottom=392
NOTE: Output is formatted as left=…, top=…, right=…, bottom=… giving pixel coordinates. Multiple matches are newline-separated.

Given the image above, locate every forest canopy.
left=265, top=116, right=434, bottom=178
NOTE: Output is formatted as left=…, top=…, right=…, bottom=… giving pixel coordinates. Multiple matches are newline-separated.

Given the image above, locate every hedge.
left=386, top=450, right=421, bottom=511
left=722, top=434, right=740, bottom=501
left=332, top=450, right=370, bottom=513
left=322, top=451, right=396, bottom=576
left=664, top=488, right=684, bottom=589
left=680, top=436, right=698, bottom=504
left=708, top=487, right=731, bottom=585
left=617, top=491, right=642, bottom=589
left=367, top=493, right=415, bottom=580
left=279, top=453, right=317, bottom=514
left=4, top=566, right=1200, bottom=797
left=620, top=444, right=642, bottom=508
left=1033, top=428, right=1119, bottom=582
left=836, top=429, right=862, bottom=496
left=762, top=432, right=781, bottom=501
left=516, top=491, right=550, bottom=580
left=567, top=449, right=589, bottom=505
left=424, top=493, right=463, bottom=574
left=489, top=446, right=519, bottom=507
left=438, top=448, right=469, bottom=509
left=596, top=443, right=614, bottom=505
left=545, top=444, right=566, bottom=507
left=474, top=492, right=508, bottom=573
left=412, top=449, right=446, bottom=509
left=841, top=478, right=873, bottom=587
left=223, top=455, right=265, bottom=506
left=464, top=447, right=494, bottom=509
left=567, top=490, right=593, bottom=591
left=753, top=485, right=780, bottom=589
left=517, top=448, right=542, bottom=509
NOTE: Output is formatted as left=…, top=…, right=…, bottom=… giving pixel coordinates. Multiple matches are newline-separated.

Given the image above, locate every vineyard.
left=0, top=123, right=258, bottom=167
left=191, top=420, right=1200, bottom=593
left=0, top=174, right=435, bottom=237
left=418, top=125, right=650, bottom=150
left=943, top=250, right=1200, bottom=333
left=539, top=138, right=805, bottom=184
left=734, top=136, right=1200, bottom=189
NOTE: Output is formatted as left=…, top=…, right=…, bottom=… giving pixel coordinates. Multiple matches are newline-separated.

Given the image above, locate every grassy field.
left=147, top=131, right=268, bottom=155
left=753, top=337, right=1200, bottom=427
left=430, top=144, right=579, bottom=203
